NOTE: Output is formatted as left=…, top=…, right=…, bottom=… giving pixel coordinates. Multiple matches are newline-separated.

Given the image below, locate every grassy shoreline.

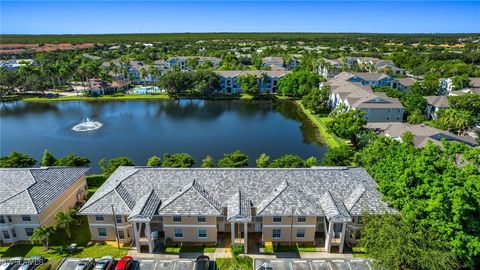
left=23, top=94, right=171, bottom=102
left=295, top=101, right=346, bottom=148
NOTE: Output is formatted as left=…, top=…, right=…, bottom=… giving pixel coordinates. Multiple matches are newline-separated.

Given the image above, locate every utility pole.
left=111, top=204, right=120, bottom=249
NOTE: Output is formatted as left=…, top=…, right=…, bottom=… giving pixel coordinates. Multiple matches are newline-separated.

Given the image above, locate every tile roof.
left=396, top=78, right=416, bottom=87
left=227, top=190, right=252, bottom=222
left=328, top=74, right=403, bottom=109
left=79, top=167, right=394, bottom=218
left=351, top=72, right=389, bottom=81
left=425, top=96, right=449, bottom=108
left=215, top=70, right=290, bottom=78
left=366, top=122, right=478, bottom=148
left=0, top=167, right=88, bottom=215
left=469, top=77, right=480, bottom=88
left=128, top=190, right=161, bottom=222
left=319, top=191, right=352, bottom=222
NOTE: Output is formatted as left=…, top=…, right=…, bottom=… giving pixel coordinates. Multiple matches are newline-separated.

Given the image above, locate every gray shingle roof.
left=78, top=167, right=393, bottom=218
left=156, top=180, right=223, bottom=216
left=0, top=167, right=88, bottom=215
left=128, top=190, right=161, bottom=222
left=319, top=191, right=352, bottom=222
left=227, top=190, right=252, bottom=222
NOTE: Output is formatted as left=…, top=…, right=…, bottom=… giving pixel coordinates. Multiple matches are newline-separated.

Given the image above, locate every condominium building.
left=78, top=167, right=394, bottom=253
left=215, top=70, right=290, bottom=94
left=0, top=167, right=89, bottom=243
left=326, top=72, right=404, bottom=122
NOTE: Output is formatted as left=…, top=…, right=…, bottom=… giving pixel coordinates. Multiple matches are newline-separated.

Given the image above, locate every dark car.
left=114, top=256, right=133, bottom=270
left=75, top=259, right=95, bottom=270
left=94, top=257, right=114, bottom=270
left=194, top=255, right=210, bottom=270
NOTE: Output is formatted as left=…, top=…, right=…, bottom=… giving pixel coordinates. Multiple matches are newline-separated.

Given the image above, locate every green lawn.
left=0, top=216, right=128, bottom=259
left=216, top=257, right=253, bottom=270
left=272, top=243, right=318, bottom=253
left=295, top=101, right=347, bottom=148
left=163, top=243, right=216, bottom=253
left=0, top=243, right=128, bottom=259
left=86, top=174, right=106, bottom=196
left=24, top=94, right=171, bottom=102
left=350, top=246, right=370, bottom=258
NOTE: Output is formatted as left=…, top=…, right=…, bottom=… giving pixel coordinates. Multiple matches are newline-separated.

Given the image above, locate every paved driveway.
left=254, top=259, right=374, bottom=270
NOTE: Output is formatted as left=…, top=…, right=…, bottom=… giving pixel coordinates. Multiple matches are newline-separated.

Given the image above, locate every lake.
left=0, top=99, right=327, bottom=173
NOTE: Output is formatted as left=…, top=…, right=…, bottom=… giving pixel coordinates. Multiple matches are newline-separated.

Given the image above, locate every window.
left=98, top=228, right=107, bottom=237
left=117, top=230, right=125, bottom=239
left=296, top=229, right=305, bottom=238
left=2, top=230, right=10, bottom=239
left=174, top=228, right=183, bottom=238
left=198, top=229, right=207, bottom=238
left=173, top=216, right=181, bottom=222
left=127, top=229, right=130, bottom=239
left=95, top=215, right=104, bottom=222
left=22, top=215, right=31, bottom=222
left=0, top=216, right=5, bottom=224
left=273, top=216, right=282, bottom=223
left=25, top=228, right=34, bottom=237
left=7, top=216, right=12, bottom=222
left=11, top=229, right=16, bottom=238
left=272, top=229, right=281, bottom=239
left=297, top=216, right=306, bottom=223
left=197, top=216, right=206, bottom=223
left=115, top=215, right=122, bottom=224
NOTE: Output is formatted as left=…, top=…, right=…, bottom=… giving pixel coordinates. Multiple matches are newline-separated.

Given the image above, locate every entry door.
left=255, top=222, right=262, bottom=232
left=218, top=222, right=225, bottom=232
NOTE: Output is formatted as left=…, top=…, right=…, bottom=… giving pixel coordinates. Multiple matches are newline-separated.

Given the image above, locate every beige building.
left=0, top=167, right=89, bottom=243
left=79, top=167, right=394, bottom=254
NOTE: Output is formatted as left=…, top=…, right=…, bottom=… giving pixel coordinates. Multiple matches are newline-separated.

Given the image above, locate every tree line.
left=0, top=150, right=320, bottom=178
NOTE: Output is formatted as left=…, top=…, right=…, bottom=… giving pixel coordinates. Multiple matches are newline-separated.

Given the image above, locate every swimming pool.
left=132, top=86, right=162, bottom=94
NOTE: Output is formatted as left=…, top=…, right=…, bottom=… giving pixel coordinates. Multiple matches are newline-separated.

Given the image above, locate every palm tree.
left=140, top=67, right=147, bottom=85
left=30, top=226, right=53, bottom=251
left=55, top=209, right=77, bottom=239
left=148, top=66, right=160, bottom=85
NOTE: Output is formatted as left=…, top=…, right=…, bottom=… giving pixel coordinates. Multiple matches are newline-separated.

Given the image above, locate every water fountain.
left=72, top=117, right=103, bottom=132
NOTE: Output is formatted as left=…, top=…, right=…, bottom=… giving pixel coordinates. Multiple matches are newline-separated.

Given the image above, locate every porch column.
left=339, top=223, right=346, bottom=253
left=133, top=222, right=141, bottom=251
left=325, top=221, right=333, bottom=253
left=243, top=222, right=248, bottom=253
left=230, top=222, right=235, bottom=245
left=145, top=222, right=153, bottom=253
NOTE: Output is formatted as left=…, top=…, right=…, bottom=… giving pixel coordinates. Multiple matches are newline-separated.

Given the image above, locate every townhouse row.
left=1, top=166, right=393, bottom=254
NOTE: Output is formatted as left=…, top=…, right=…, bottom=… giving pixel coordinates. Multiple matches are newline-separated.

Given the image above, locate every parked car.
left=94, top=256, right=114, bottom=270
left=115, top=256, right=133, bottom=270
left=7, top=258, right=24, bottom=270
left=194, top=255, right=210, bottom=270
left=75, top=259, right=95, bottom=270
left=17, top=256, right=46, bottom=270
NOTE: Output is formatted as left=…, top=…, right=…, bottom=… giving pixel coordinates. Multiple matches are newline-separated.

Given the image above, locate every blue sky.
left=1, top=1, right=479, bottom=34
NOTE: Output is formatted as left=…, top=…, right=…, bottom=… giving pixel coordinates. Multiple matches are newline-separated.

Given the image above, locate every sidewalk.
left=129, top=249, right=354, bottom=260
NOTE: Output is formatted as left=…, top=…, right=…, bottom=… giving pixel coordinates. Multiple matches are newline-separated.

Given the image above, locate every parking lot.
left=254, top=258, right=374, bottom=270
left=57, top=258, right=211, bottom=270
